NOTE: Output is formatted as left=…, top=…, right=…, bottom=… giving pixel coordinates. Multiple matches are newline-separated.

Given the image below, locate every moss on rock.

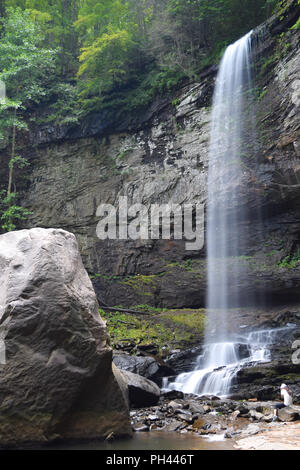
left=100, top=307, right=206, bottom=356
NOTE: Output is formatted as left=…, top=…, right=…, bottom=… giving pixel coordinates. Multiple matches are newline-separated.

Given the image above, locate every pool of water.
left=46, top=432, right=234, bottom=451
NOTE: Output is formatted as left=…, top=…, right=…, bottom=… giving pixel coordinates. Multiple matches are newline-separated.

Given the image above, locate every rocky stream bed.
left=129, top=393, right=300, bottom=450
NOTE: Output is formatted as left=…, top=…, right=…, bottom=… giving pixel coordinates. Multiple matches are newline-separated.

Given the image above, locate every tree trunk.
left=7, top=107, right=17, bottom=197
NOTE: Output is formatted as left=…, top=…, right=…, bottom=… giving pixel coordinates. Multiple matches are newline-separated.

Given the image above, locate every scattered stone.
left=241, top=424, right=262, bottom=437
left=202, top=423, right=212, bottom=430
left=174, top=408, right=192, bottom=417
left=203, top=405, right=212, bottom=412
left=176, top=413, right=194, bottom=424
left=293, top=140, right=300, bottom=157
left=119, top=370, right=161, bottom=408
left=161, top=390, right=184, bottom=400
left=133, top=425, right=149, bottom=432
left=113, top=352, right=175, bottom=382
left=230, top=410, right=240, bottom=421
left=188, top=402, right=205, bottom=414
left=163, top=421, right=185, bottom=432
left=148, top=414, right=159, bottom=421
left=262, top=414, right=274, bottom=423
left=201, top=395, right=221, bottom=401
left=137, top=343, right=158, bottom=355
left=249, top=409, right=265, bottom=421
left=192, top=418, right=206, bottom=430
left=168, top=400, right=183, bottom=410
left=278, top=407, right=300, bottom=422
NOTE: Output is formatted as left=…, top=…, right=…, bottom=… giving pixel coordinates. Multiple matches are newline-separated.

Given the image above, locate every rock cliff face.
left=15, top=6, right=300, bottom=316
left=0, top=3, right=297, bottom=318
left=0, top=4, right=298, bottom=408
left=22, top=79, right=212, bottom=308
left=0, top=228, right=131, bottom=446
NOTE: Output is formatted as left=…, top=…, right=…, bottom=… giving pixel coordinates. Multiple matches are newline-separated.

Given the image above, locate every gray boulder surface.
left=118, top=369, right=161, bottom=408
left=113, top=352, right=175, bottom=383
left=0, top=228, right=132, bottom=446
left=278, top=406, right=300, bottom=422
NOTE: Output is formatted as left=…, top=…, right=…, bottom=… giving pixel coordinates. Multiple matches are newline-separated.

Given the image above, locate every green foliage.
left=278, top=248, right=300, bottom=269
left=37, top=83, right=82, bottom=125
left=0, top=7, right=57, bottom=100
left=78, top=27, right=134, bottom=96
left=8, top=155, right=29, bottom=170
left=0, top=7, right=57, bottom=232
left=0, top=191, right=32, bottom=232
left=291, top=16, right=300, bottom=29
left=258, top=88, right=268, bottom=101
left=5, top=0, right=80, bottom=75
left=100, top=306, right=206, bottom=354
left=0, top=0, right=287, bottom=128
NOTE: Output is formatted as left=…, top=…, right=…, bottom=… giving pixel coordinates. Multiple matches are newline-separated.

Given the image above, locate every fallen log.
left=98, top=303, right=152, bottom=316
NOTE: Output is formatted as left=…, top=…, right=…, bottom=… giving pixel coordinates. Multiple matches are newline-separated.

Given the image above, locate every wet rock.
left=202, top=423, right=212, bottom=430
left=192, top=418, right=206, bottom=430
left=168, top=400, right=183, bottom=411
left=278, top=407, right=300, bottom=422
left=230, top=410, right=240, bottom=421
left=148, top=414, right=159, bottom=421
left=133, top=425, right=149, bottom=432
left=115, top=341, right=137, bottom=353
left=235, top=361, right=300, bottom=400
left=0, top=228, right=131, bottom=446
left=262, top=414, right=274, bottom=423
left=203, top=405, right=213, bottom=413
left=163, top=421, right=185, bottom=432
left=119, top=370, right=161, bottom=408
left=201, top=395, right=221, bottom=401
left=249, top=410, right=265, bottom=421
left=113, top=352, right=175, bottom=383
left=188, top=402, right=205, bottom=414
left=165, top=347, right=203, bottom=375
left=113, top=363, right=130, bottom=409
left=241, top=424, right=262, bottom=437
left=176, top=413, right=194, bottom=423
left=161, top=390, right=184, bottom=400
left=175, top=409, right=194, bottom=423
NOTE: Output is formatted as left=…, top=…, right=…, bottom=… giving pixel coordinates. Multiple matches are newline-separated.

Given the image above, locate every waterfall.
left=164, top=31, right=268, bottom=397
left=206, top=30, right=254, bottom=340
left=163, top=326, right=295, bottom=396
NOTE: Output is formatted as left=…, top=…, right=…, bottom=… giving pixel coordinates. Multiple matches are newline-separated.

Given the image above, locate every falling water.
left=206, top=30, right=255, bottom=339
left=163, top=326, right=295, bottom=396
left=164, top=32, right=266, bottom=397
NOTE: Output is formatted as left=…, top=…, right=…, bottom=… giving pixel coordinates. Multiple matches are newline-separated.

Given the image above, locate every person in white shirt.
left=273, top=383, right=293, bottom=421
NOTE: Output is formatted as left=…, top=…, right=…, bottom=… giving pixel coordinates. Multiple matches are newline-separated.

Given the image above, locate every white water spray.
left=163, top=327, right=294, bottom=397
left=206, top=30, right=254, bottom=337
left=164, top=32, right=272, bottom=397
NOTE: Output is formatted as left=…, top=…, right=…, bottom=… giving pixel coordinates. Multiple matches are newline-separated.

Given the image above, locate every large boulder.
left=0, top=228, right=132, bottom=446
left=278, top=407, right=300, bottom=422
left=113, top=352, right=175, bottom=384
left=118, top=370, right=161, bottom=408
